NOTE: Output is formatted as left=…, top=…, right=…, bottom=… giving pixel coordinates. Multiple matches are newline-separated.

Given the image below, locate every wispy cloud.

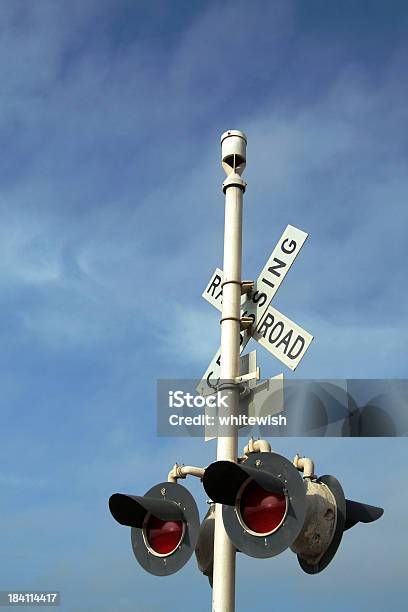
left=0, top=1, right=406, bottom=609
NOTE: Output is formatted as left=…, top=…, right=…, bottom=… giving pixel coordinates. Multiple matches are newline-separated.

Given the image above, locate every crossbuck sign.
left=197, top=224, right=313, bottom=397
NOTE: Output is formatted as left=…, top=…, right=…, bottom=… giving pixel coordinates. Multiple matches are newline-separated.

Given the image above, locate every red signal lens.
left=144, top=515, right=184, bottom=556
left=238, top=479, right=286, bottom=535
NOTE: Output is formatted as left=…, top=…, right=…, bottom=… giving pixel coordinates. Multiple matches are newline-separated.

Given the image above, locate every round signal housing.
left=130, top=482, right=200, bottom=576
left=203, top=453, right=307, bottom=558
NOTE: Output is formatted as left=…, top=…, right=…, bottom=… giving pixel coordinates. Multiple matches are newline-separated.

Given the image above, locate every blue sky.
left=0, top=1, right=407, bottom=610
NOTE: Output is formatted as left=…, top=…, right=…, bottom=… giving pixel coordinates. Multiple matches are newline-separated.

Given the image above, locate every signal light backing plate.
left=131, top=482, right=199, bottom=576
left=220, top=453, right=306, bottom=559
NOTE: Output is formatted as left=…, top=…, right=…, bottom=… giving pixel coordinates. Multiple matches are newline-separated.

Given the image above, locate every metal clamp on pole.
left=219, top=315, right=253, bottom=331
left=219, top=316, right=241, bottom=324
left=222, top=174, right=246, bottom=193
left=221, top=279, right=242, bottom=289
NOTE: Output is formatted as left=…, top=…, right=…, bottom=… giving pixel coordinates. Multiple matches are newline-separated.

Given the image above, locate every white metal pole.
left=212, top=131, right=247, bottom=612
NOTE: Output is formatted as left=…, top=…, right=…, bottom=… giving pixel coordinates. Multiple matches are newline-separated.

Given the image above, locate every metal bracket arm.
left=240, top=316, right=254, bottom=331
left=293, top=454, right=316, bottom=479
left=234, top=367, right=260, bottom=384
left=167, top=464, right=206, bottom=483
left=241, top=280, right=254, bottom=295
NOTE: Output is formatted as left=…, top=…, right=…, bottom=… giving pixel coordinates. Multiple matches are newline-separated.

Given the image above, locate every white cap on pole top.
left=221, top=130, right=247, bottom=176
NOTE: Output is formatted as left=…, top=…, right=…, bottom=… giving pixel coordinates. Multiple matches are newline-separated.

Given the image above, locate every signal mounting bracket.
left=234, top=367, right=260, bottom=384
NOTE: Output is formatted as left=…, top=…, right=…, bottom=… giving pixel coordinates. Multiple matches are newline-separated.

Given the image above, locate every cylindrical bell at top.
left=221, top=130, right=247, bottom=176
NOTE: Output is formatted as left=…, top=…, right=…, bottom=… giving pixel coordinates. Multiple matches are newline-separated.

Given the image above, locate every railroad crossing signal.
left=202, top=451, right=383, bottom=574
left=108, top=130, right=385, bottom=612
left=203, top=452, right=306, bottom=559
left=109, top=482, right=199, bottom=576
left=109, top=450, right=383, bottom=582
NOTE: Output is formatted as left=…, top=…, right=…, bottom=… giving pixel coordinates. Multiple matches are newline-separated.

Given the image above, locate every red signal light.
left=144, top=514, right=184, bottom=556
left=237, top=479, right=287, bottom=536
